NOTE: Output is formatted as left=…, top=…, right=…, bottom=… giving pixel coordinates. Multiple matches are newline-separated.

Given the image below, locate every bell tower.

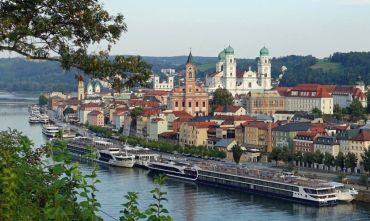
left=258, top=46, right=271, bottom=89
left=76, top=74, right=85, bottom=101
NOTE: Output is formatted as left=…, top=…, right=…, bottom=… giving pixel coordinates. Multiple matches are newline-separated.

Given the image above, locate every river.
left=0, top=92, right=369, bottom=221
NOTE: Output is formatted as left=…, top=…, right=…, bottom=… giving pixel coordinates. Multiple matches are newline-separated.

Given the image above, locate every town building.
left=340, top=131, right=370, bottom=165
left=276, top=84, right=335, bottom=114
left=243, top=90, right=285, bottom=115
left=272, top=122, right=311, bottom=149
left=205, top=46, right=272, bottom=96
left=313, top=136, right=340, bottom=157
left=147, top=116, right=168, bottom=141
left=236, top=121, right=276, bottom=152
left=86, top=79, right=102, bottom=95
left=332, top=85, right=367, bottom=109
left=77, top=75, right=85, bottom=101
left=78, top=103, right=102, bottom=124
left=168, top=51, right=209, bottom=116
left=293, top=131, right=319, bottom=153
left=153, top=75, right=174, bottom=91
left=179, top=121, right=215, bottom=147
left=87, top=110, right=104, bottom=126
left=213, top=105, right=246, bottom=116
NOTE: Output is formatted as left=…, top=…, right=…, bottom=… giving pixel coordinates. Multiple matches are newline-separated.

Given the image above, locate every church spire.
left=186, top=49, right=193, bottom=64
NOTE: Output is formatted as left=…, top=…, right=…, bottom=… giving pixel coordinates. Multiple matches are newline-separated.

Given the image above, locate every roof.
left=295, top=131, right=319, bottom=140
left=242, top=121, right=277, bottom=130
left=141, top=108, right=161, bottom=117
left=151, top=117, right=164, bottom=123
left=144, top=90, right=170, bottom=96
left=214, top=139, right=235, bottom=148
left=212, top=115, right=256, bottom=121
left=158, top=132, right=178, bottom=139
left=314, top=136, right=338, bottom=145
left=87, top=110, right=102, bottom=116
left=260, top=46, right=269, bottom=56
left=172, top=111, right=192, bottom=118
left=350, top=131, right=370, bottom=141
left=186, top=51, right=193, bottom=64
left=285, top=84, right=335, bottom=98
left=272, top=122, right=310, bottom=132
left=128, top=99, right=160, bottom=108
left=214, top=105, right=244, bottom=113
left=187, top=121, right=216, bottom=129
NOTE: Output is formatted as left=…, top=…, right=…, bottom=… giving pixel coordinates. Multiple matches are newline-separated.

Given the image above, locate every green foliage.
left=348, top=99, right=366, bottom=119
left=269, top=148, right=282, bottom=166
left=120, top=192, right=145, bottom=221
left=311, top=107, right=322, bottom=117
left=232, top=144, right=243, bottom=164
left=302, top=152, right=315, bottom=167
left=280, top=147, right=293, bottom=163
left=131, top=107, right=144, bottom=119
left=119, top=136, right=226, bottom=159
left=360, top=149, right=369, bottom=198
left=293, top=151, right=303, bottom=164
left=333, top=104, right=344, bottom=120
left=88, top=125, right=113, bottom=138
left=0, top=0, right=152, bottom=89
left=39, top=94, right=48, bottom=105
left=63, top=107, right=75, bottom=116
left=345, top=152, right=358, bottom=172
left=313, top=150, right=324, bottom=164
left=323, top=152, right=335, bottom=168
left=335, top=151, right=345, bottom=171
left=212, top=88, right=234, bottom=108
left=0, top=129, right=102, bottom=221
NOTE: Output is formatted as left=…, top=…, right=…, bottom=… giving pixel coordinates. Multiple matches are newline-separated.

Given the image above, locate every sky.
left=1, top=0, right=370, bottom=59
left=99, top=0, right=370, bottom=58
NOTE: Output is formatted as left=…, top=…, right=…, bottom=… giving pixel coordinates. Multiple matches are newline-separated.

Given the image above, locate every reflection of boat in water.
left=327, top=182, right=358, bottom=202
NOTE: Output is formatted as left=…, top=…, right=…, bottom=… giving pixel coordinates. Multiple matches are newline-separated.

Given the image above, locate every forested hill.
left=0, top=52, right=370, bottom=92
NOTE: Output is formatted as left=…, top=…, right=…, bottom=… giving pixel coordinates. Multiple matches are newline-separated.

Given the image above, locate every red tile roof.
left=142, top=108, right=161, bottom=117
left=188, top=121, right=216, bottom=129
left=128, top=99, right=160, bottom=108
left=144, top=90, right=170, bottom=96
left=351, top=131, right=370, bottom=141
left=241, top=121, right=278, bottom=130
left=214, top=105, right=243, bottom=113
left=151, top=117, right=164, bottom=123
left=172, top=111, right=192, bottom=118
left=87, top=110, right=102, bottom=116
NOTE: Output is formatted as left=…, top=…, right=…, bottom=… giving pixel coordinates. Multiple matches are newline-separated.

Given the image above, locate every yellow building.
left=340, top=131, right=370, bottom=164
left=244, top=90, right=285, bottom=115
left=179, top=122, right=215, bottom=147
left=237, top=121, right=277, bottom=152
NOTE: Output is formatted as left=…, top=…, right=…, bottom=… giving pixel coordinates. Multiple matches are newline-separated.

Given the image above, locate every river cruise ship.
left=148, top=160, right=337, bottom=207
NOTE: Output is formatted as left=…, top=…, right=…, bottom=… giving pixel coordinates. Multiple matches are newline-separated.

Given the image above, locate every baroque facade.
left=206, top=46, right=272, bottom=96
left=168, top=51, right=209, bottom=116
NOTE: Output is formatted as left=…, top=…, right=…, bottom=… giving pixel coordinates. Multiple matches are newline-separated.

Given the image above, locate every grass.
left=310, top=59, right=342, bottom=72
left=197, top=63, right=215, bottom=72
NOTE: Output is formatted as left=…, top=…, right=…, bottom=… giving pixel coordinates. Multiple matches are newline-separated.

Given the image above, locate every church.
left=205, top=46, right=272, bottom=96
left=168, top=51, right=209, bottom=116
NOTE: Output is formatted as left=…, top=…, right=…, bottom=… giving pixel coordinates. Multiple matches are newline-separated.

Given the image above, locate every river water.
left=1, top=93, right=370, bottom=221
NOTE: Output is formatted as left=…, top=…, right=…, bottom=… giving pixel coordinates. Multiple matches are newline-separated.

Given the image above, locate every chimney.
left=266, top=121, right=272, bottom=153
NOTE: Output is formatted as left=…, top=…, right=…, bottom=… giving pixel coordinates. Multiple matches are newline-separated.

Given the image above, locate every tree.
left=303, top=152, right=314, bottom=167
left=212, top=88, right=234, bottom=108
left=63, top=107, right=75, bottom=116
left=0, top=0, right=152, bottom=88
left=345, top=152, right=358, bottom=172
left=361, top=148, right=370, bottom=190
left=38, top=94, right=48, bottom=106
left=313, top=150, right=324, bottom=165
left=311, top=107, right=322, bottom=117
left=293, top=151, right=303, bottom=166
left=130, top=107, right=144, bottom=119
left=232, top=144, right=243, bottom=164
left=348, top=99, right=365, bottom=119
left=333, top=104, right=344, bottom=120
left=323, top=152, right=335, bottom=170
left=280, top=147, right=293, bottom=164
left=335, top=151, right=345, bottom=171
left=269, top=148, right=282, bottom=166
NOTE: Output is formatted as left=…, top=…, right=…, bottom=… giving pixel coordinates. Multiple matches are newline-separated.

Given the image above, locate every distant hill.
left=1, top=52, right=370, bottom=92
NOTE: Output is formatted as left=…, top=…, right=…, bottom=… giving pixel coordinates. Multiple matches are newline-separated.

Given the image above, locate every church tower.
left=258, top=46, right=272, bottom=89
left=76, top=75, right=85, bottom=101
left=223, top=46, right=237, bottom=95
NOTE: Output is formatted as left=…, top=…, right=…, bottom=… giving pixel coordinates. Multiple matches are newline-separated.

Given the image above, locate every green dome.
left=260, top=46, right=269, bottom=56
left=224, top=45, right=234, bottom=55
left=87, top=80, right=93, bottom=88
left=218, top=50, right=226, bottom=61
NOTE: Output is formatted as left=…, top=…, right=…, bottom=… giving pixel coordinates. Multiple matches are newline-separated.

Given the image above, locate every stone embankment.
left=355, top=190, right=370, bottom=203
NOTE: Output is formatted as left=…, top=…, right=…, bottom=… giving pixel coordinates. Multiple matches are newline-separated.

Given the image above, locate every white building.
left=161, top=68, right=176, bottom=75
left=153, top=75, right=174, bottom=91
left=87, top=79, right=102, bottom=95
left=206, top=46, right=272, bottom=96
left=280, top=84, right=334, bottom=115
left=332, top=84, right=367, bottom=109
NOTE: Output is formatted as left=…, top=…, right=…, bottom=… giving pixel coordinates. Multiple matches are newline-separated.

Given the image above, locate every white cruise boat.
left=29, top=115, right=40, bottom=123
left=38, top=114, right=49, bottom=124
left=328, top=182, right=358, bottom=202
left=97, top=147, right=135, bottom=168
left=94, top=140, right=135, bottom=168
left=42, top=125, right=60, bottom=137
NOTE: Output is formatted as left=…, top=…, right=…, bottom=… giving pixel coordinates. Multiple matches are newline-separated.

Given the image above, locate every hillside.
left=0, top=52, right=370, bottom=92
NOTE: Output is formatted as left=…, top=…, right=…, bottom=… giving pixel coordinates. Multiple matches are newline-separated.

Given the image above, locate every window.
left=182, top=101, right=185, bottom=107
left=203, top=101, right=206, bottom=107
left=189, top=102, right=192, bottom=107
left=175, top=101, right=178, bottom=107
left=196, top=102, right=199, bottom=107
left=248, top=82, right=252, bottom=88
